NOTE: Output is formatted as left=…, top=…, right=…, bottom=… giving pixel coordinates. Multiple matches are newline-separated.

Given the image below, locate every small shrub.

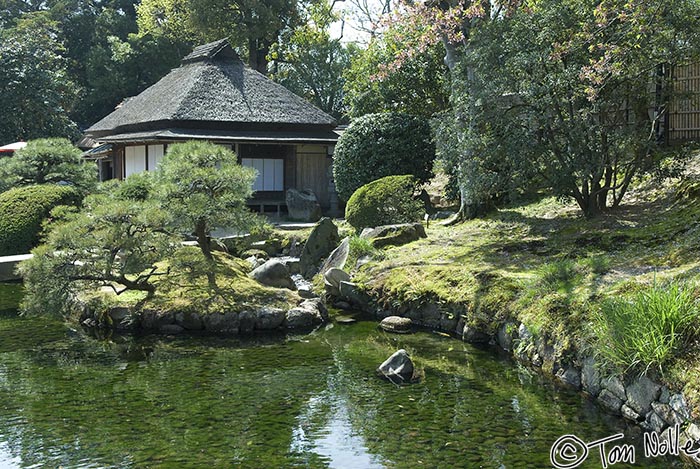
left=333, top=112, right=435, bottom=201
left=0, top=184, right=81, bottom=256
left=592, top=282, right=700, bottom=376
left=345, top=175, right=424, bottom=231
left=115, top=172, right=154, bottom=201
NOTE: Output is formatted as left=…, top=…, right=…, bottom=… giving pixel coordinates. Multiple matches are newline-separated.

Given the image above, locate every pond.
left=0, top=283, right=681, bottom=468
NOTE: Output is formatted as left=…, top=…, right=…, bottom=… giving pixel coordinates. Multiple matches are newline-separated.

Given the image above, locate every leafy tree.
left=19, top=188, right=177, bottom=317
left=0, top=12, right=79, bottom=143
left=137, top=0, right=306, bottom=73
left=0, top=138, right=96, bottom=193
left=343, top=20, right=450, bottom=118
left=155, top=141, right=259, bottom=286
left=333, top=112, right=435, bottom=200
left=450, top=0, right=700, bottom=217
left=270, top=0, right=357, bottom=119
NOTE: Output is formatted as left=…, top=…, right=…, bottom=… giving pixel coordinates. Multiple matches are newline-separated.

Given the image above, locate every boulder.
left=202, top=312, right=239, bottom=333
left=669, top=393, right=691, bottom=420
left=377, top=349, right=415, bottom=383
left=249, top=260, right=296, bottom=290
left=254, top=307, right=286, bottom=330
left=597, top=389, right=624, bottom=415
left=299, top=218, right=340, bottom=277
left=285, top=298, right=328, bottom=329
left=360, top=223, right=427, bottom=248
left=286, top=188, right=322, bottom=222
left=319, top=236, right=350, bottom=275
left=601, top=376, right=626, bottom=400
left=159, top=324, right=185, bottom=335
left=496, top=322, right=518, bottom=352
left=276, top=256, right=300, bottom=274
left=625, top=375, right=661, bottom=416
left=324, top=267, right=350, bottom=296
left=379, top=316, right=413, bottom=333
left=339, top=281, right=371, bottom=309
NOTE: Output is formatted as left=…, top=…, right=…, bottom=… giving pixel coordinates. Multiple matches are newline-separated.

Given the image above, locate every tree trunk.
left=195, top=220, right=217, bottom=288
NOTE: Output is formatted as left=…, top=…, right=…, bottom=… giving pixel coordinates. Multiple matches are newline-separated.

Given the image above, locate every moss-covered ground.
left=353, top=166, right=700, bottom=415
left=88, top=248, right=300, bottom=318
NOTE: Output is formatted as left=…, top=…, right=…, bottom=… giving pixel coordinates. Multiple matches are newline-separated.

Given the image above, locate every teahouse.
left=82, top=38, right=339, bottom=212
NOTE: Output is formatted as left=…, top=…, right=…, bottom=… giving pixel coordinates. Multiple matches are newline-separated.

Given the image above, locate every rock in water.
left=286, top=188, right=322, bottom=222
left=248, top=259, right=296, bottom=290
left=377, top=349, right=415, bottom=383
left=379, top=316, right=413, bottom=334
left=299, top=218, right=340, bottom=277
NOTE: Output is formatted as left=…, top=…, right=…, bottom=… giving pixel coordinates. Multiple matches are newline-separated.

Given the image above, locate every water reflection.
left=0, top=282, right=679, bottom=468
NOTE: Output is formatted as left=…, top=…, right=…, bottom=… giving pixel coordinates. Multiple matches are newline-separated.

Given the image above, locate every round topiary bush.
left=345, top=175, right=424, bottom=231
left=333, top=112, right=435, bottom=201
left=0, top=184, right=82, bottom=256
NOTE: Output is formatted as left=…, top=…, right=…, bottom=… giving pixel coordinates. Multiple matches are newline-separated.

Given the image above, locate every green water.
left=0, top=283, right=682, bottom=468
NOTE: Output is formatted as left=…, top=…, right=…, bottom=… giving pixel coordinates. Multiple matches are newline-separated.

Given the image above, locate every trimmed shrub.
left=0, top=184, right=81, bottom=256
left=345, top=175, right=424, bottom=231
left=333, top=112, right=435, bottom=201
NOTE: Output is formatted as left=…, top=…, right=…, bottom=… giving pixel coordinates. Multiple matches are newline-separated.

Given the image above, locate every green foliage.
left=333, top=113, right=435, bottom=201
left=345, top=175, right=424, bottom=231
left=592, top=283, right=700, bottom=376
left=443, top=0, right=700, bottom=218
left=344, top=25, right=449, bottom=118
left=19, top=192, right=178, bottom=317
left=0, top=12, right=79, bottom=143
left=155, top=141, right=262, bottom=260
left=270, top=1, right=357, bottom=120
left=113, top=172, right=154, bottom=201
left=0, top=185, right=82, bottom=256
left=0, top=138, right=96, bottom=193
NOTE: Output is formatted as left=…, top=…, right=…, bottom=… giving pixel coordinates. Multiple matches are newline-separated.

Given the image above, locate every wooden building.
left=82, top=39, right=339, bottom=212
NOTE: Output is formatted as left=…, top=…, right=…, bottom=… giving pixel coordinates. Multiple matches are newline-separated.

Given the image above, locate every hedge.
left=333, top=112, right=435, bottom=201
left=0, top=184, right=82, bottom=256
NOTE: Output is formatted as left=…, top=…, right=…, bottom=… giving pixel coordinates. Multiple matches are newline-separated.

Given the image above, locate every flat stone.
left=362, top=223, right=427, bottom=249
left=379, top=316, right=413, bottom=333
left=324, top=267, right=351, bottom=290
left=626, top=375, right=661, bottom=415
left=597, top=389, right=624, bottom=415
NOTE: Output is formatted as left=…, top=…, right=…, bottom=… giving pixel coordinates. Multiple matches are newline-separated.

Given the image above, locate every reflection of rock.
left=379, top=316, right=412, bottom=333
left=360, top=223, right=427, bottom=248
left=299, top=218, right=340, bottom=277
left=377, top=349, right=415, bottom=383
left=286, top=188, right=322, bottom=222
left=249, top=259, right=296, bottom=290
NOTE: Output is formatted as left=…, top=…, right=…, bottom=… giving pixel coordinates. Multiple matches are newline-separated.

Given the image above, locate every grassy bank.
left=353, top=167, right=700, bottom=414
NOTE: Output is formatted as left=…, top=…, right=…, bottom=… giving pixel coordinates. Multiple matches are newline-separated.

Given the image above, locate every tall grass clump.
left=592, top=283, right=700, bottom=376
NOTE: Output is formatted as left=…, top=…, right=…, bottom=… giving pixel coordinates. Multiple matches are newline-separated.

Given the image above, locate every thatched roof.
left=86, top=39, right=336, bottom=137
